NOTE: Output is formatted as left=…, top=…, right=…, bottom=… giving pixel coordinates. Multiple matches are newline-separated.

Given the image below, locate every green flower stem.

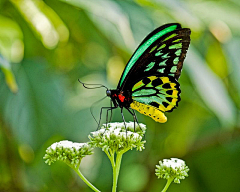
left=71, top=165, right=100, bottom=192
left=116, top=152, right=123, bottom=176
left=112, top=151, right=123, bottom=192
left=161, top=177, right=174, bottom=192
left=105, top=150, right=115, bottom=168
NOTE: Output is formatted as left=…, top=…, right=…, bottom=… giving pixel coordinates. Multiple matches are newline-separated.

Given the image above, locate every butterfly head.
left=106, top=89, right=118, bottom=100
left=106, top=89, right=112, bottom=97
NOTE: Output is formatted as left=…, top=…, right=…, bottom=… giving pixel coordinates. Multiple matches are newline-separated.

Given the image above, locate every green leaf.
left=135, top=0, right=202, bottom=31
left=0, top=55, right=18, bottom=93
left=225, top=39, right=240, bottom=99
left=61, top=0, right=135, bottom=50
left=188, top=1, right=240, bottom=34
left=10, top=0, right=69, bottom=49
left=0, top=15, right=24, bottom=62
left=185, top=47, right=236, bottom=128
left=0, top=60, right=67, bottom=149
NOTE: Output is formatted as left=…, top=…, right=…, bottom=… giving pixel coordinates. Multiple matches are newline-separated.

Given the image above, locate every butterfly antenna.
left=90, top=96, right=108, bottom=125
left=78, top=79, right=108, bottom=90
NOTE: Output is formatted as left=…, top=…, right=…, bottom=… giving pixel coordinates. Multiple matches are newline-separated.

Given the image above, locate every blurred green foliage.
left=0, top=0, right=239, bottom=191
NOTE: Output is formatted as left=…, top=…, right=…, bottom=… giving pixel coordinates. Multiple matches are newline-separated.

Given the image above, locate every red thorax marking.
left=118, top=94, right=125, bottom=102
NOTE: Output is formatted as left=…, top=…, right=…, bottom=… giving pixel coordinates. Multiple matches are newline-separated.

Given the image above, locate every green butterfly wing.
left=117, top=23, right=191, bottom=90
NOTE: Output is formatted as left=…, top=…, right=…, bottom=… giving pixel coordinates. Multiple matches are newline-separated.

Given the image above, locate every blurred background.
left=0, top=0, right=240, bottom=191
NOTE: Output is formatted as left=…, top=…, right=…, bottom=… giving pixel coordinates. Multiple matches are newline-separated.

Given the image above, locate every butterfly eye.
left=106, top=90, right=111, bottom=97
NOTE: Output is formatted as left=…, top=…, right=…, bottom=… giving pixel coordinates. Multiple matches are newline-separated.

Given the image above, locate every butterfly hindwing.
left=130, top=75, right=180, bottom=123
left=131, top=75, right=180, bottom=111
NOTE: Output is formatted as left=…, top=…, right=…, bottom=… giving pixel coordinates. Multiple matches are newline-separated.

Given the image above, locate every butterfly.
left=81, top=23, right=191, bottom=124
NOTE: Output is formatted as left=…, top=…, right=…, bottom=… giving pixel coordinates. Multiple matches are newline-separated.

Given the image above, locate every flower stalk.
left=72, top=165, right=100, bottom=192
left=161, top=177, right=174, bottom=192
left=112, top=151, right=123, bottom=192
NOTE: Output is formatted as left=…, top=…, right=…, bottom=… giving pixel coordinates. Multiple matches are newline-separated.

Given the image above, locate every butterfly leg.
left=132, top=109, right=142, bottom=130
left=126, top=108, right=141, bottom=131
left=106, top=109, right=110, bottom=127
left=98, top=105, right=118, bottom=130
left=120, top=108, right=127, bottom=132
left=98, top=106, right=116, bottom=130
left=106, top=100, right=114, bottom=125
left=106, top=107, right=117, bottom=127
left=125, top=108, right=136, bottom=130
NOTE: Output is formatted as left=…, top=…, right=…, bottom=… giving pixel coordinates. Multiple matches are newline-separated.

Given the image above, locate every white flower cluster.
left=89, top=122, right=146, bottom=152
left=155, top=158, right=189, bottom=183
left=44, top=140, right=93, bottom=167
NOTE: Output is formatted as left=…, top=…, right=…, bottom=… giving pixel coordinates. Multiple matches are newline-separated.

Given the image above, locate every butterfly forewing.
left=118, top=25, right=191, bottom=91
left=117, top=23, right=182, bottom=89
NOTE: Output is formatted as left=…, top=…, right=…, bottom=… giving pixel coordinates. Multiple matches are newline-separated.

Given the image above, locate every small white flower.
left=89, top=122, right=146, bottom=152
left=44, top=140, right=93, bottom=167
left=50, top=140, right=85, bottom=151
left=155, top=158, right=189, bottom=183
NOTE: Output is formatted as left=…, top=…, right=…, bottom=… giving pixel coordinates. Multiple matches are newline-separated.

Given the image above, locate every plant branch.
left=71, top=165, right=100, bottom=192
left=161, top=178, right=174, bottom=192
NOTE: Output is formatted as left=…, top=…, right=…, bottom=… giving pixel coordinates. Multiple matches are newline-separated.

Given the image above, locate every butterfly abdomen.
left=130, top=100, right=167, bottom=123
